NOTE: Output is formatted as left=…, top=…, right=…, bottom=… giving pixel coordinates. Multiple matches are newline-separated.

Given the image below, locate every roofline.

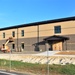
left=0, top=16, right=75, bottom=31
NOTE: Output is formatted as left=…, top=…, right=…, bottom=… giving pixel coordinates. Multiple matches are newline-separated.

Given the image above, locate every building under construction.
left=0, top=16, right=75, bottom=52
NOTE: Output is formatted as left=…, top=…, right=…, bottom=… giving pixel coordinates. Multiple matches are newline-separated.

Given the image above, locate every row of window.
left=12, top=43, right=24, bottom=49
left=3, top=30, right=24, bottom=38
left=12, top=30, right=24, bottom=37
left=2, top=26, right=61, bottom=38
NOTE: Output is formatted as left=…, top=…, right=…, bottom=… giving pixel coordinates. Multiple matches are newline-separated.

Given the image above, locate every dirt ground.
left=56, top=51, right=75, bottom=55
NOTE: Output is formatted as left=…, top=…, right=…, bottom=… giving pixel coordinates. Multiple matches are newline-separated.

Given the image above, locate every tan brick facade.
left=0, top=16, right=75, bottom=51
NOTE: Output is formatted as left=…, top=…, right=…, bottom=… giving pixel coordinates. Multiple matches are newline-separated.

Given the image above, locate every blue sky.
left=0, top=0, right=75, bottom=28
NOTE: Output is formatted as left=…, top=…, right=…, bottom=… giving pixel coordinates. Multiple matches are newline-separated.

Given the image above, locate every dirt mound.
left=56, top=51, right=75, bottom=55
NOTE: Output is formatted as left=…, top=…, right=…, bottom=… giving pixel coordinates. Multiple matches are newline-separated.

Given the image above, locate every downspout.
left=17, top=28, right=19, bottom=52
left=62, top=40, right=64, bottom=51
left=66, top=40, right=67, bottom=50
left=37, top=25, right=39, bottom=51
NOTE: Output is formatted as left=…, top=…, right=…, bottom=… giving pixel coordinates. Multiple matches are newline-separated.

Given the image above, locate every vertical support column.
left=66, top=40, right=67, bottom=50
left=37, top=25, right=39, bottom=51
left=17, top=28, right=19, bottom=52
left=50, top=43, right=53, bottom=51
left=62, top=40, right=64, bottom=51
left=45, top=41, right=49, bottom=75
left=45, top=43, right=49, bottom=51
left=63, top=40, right=67, bottom=51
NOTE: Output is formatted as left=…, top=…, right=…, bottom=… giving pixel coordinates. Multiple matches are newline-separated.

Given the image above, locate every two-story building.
left=0, top=16, right=75, bottom=52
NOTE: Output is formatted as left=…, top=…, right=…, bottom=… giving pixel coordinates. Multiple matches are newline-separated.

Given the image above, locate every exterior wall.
left=38, top=20, right=75, bottom=51
left=65, top=34, right=75, bottom=50
left=18, top=26, right=37, bottom=38
left=0, top=26, right=38, bottom=51
left=18, top=38, right=37, bottom=51
left=0, top=29, right=18, bottom=40
left=39, top=20, right=75, bottom=37
left=0, top=29, right=18, bottom=51
left=0, top=20, right=75, bottom=51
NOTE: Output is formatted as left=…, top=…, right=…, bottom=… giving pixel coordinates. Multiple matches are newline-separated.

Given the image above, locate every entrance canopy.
left=33, top=35, right=69, bottom=45
left=33, top=41, right=45, bottom=46
left=44, top=35, right=69, bottom=42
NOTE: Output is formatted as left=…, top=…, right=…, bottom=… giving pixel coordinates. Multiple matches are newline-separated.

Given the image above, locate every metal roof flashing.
left=0, top=16, right=75, bottom=31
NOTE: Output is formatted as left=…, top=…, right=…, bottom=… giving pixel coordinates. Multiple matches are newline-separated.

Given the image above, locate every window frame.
left=21, top=42, right=24, bottom=49
left=12, top=43, right=15, bottom=49
left=3, top=32, right=5, bottom=38
left=54, top=26, right=61, bottom=34
left=21, top=30, right=24, bottom=37
left=12, top=31, right=15, bottom=37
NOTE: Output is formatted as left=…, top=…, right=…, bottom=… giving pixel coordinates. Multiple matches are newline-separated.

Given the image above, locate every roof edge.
left=0, top=16, right=75, bottom=31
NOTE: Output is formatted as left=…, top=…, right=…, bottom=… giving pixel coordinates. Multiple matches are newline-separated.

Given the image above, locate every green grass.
left=0, top=59, right=75, bottom=75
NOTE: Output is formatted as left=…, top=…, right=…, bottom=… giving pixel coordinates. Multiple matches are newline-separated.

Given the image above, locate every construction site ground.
left=0, top=50, right=75, bottom=75
left=1, top=50, right=75, bottom=55
left=0, top=50, right=75, bottom=64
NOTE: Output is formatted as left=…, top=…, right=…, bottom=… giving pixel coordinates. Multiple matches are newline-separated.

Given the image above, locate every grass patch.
left=0, top=59, right=75, bottom=75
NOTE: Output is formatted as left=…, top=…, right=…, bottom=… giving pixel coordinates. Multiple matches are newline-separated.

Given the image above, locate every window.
left=3, top=32, right=5, bottom=38
left=21, top=30, right=24, bottom=37
left=12, top=31, right=15, bottom=37
left=12, top=44, right=15, bottom=49
left=54, top=26, right=61, bottom=33
left=21, top=43, right=24, bottom=49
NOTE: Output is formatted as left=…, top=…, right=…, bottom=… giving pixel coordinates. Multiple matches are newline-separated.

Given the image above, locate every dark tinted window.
left=21, top=30, right=24, bottom=37
left=21, top=43, right=24, bottom=49
left=12, top=44, right=15, bottom=49
left=3, top=32, right=5, bottom=38
left=12, top=31, right=15, bottom=37
left=54, top=26, right=61, bottom=33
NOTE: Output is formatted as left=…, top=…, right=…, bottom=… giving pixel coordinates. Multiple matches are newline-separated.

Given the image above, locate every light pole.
left=9, top=49, right=11, bottom=72
left=45, top=41, right=49, bottom=75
